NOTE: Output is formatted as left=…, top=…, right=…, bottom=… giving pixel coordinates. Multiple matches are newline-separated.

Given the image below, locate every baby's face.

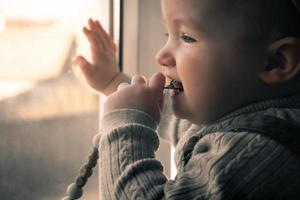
left=157, top=0, right=267, bottom=124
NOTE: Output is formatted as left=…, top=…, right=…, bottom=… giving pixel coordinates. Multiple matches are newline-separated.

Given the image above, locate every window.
left=0, top=1, right=175, bottom=199
left=0, top=0, right=111, bottom=199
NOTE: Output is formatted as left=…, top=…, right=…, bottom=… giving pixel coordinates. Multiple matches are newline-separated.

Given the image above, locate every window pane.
left=0, top=0, right=108, bottom=199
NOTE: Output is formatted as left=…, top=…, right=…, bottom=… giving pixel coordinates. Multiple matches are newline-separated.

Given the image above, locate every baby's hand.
left=74, top=18, right=120, bottom=93
left=103, top=72, right=166, bottom=123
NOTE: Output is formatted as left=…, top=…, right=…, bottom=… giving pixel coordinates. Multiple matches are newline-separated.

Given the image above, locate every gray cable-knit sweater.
left=98, top=92, right=300, bottom=199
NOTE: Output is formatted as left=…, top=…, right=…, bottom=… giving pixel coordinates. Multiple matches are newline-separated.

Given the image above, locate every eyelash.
left=163, top=32, right=197, bottom=43
left=181, top=34, right=197, bottom=43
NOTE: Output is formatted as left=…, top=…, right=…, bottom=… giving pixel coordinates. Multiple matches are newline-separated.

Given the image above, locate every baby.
left=71, top=0, right=300, bottom=199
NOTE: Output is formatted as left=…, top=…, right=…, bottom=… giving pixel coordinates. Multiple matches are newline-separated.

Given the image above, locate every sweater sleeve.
left=99, top=109, right=166, bottom=199
left=99, top=109, right=299, bottom=199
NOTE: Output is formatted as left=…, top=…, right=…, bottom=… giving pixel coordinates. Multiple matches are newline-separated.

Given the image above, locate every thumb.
left=74, top=56, right=93, bottom=76
left=148, top=72, right=166, bottom=97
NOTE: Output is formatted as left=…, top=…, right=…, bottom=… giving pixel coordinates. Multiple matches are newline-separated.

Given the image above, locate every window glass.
left=0, top=0, right=107, bottom=199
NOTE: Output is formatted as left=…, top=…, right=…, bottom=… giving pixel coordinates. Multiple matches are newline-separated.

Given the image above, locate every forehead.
left=161, top=0, right=229, bottom=27
left=161, top=0, right=250, bottom=40
left=161, top=0, right=226, bottom=15
left=161, top=0, right=205, bottom=19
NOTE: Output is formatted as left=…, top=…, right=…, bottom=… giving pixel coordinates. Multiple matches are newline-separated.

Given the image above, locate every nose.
left=155, top=45, right=176, bottom=68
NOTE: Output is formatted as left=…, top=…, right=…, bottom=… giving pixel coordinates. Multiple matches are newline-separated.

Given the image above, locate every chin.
left=172, top=106, right=189, bottom=120
left=180, top=111, right=217, bottom=126
left=172, top=107, right=200, bottom=125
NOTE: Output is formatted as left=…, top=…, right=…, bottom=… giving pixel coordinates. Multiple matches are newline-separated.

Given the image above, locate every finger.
left=95, top=19, right=101, bottom=28
left=95, top=20, right=114, bottom=48
left=83, top=27, right=101, bottom=43
left=148, top=72, right=166, bottom=94
left=92, top=19, right=105, bottom=38
left=95, top=20, right=108, bottom=37
left=74, top=56, right=94, bottom=75
left=88, top=18, right=97, bottom=30
left=131, top=75, right=147, bottom=85
left=83, top=27, right=105, bottom=52
left=83, top=27, right=97, bottom=43
left=83, top=26, right=90, bottom=36
left=88, top=19, right=101, bottom=42
left=87, top=20, right=112, bottom=52
left=93, top=20, right=104, bottom=39
left=117, top=82, right=130, bottom=91
left=94, top=20, right=105, bottom=36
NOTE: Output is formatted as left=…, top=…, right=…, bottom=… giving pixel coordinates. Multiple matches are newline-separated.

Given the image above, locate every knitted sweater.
left=98, top=93, right=300, bottom=200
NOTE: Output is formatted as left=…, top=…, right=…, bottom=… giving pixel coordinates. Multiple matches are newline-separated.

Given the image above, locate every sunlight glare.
left=0, top=80, right=35, bottom=100
left=0, top=0, right=83, bottom=21
left=0, top=12, right=5, bottom=32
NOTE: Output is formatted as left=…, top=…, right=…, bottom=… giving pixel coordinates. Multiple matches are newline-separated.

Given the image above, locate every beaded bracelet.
left=62, top=134, right=101, bottom=200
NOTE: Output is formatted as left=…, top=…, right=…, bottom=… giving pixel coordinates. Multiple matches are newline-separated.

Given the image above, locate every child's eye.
left=181, top=34, right=197, bottom=43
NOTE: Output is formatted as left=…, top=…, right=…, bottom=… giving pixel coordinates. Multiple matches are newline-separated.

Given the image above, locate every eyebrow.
left=161, top=17, right=205, bottom=32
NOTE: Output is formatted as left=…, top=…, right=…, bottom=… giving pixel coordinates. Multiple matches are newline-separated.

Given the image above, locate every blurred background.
left=0, top=0, right=110, bottom=199
left=0, top=0, right=170, bottom=199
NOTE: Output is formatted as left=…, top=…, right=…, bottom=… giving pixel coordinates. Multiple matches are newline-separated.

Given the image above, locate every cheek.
left=178, top=51, right=219, bottom=109
left=179, top=46, right=224, bottom=96
left=178, top=45, right=237, bottom=121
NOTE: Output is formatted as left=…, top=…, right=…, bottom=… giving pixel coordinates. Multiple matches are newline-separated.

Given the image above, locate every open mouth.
left=164, top=80, right=184, bottom=92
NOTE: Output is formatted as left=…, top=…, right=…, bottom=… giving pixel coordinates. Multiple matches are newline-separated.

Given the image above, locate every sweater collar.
left=214, top=92, right=300, bottom=124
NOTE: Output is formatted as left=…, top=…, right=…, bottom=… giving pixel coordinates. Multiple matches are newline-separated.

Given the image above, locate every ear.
left=258, top=37, right=300, bottom=84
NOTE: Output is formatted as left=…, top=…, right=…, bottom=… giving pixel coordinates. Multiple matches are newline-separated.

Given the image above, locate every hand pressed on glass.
left=73, top=18, right=120, bottom=93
